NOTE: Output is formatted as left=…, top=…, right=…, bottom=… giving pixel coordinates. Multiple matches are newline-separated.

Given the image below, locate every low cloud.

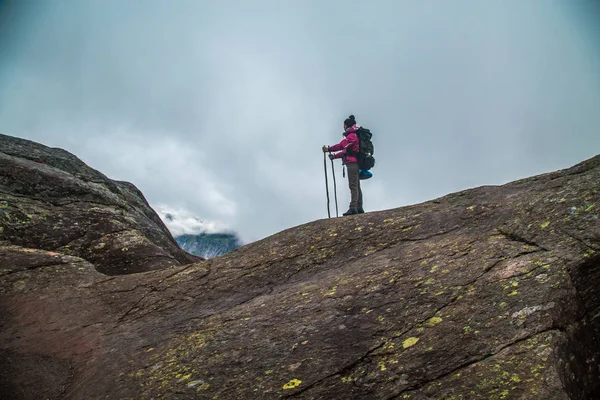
left=156, top=205, right=231, bottom=237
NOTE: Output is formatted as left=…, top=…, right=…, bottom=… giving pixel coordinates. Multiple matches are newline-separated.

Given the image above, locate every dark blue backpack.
left=355, top=127, right=375, bottom=170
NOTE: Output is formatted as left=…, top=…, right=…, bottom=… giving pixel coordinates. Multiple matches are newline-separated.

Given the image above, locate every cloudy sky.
left=1, top=1, right=599, bottom=243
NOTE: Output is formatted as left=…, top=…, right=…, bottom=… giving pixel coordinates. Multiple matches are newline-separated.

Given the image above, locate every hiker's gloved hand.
left=322, top=145, right=329, bottom=153
left=328, top=154, right=335, bottom=160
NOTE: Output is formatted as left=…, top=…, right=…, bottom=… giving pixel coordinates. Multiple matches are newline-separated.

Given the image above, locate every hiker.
left=323, top=115, right=364, bottom=216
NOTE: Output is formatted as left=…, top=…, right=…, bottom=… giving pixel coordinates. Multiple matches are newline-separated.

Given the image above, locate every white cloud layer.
left=155, top=205, right=231, bottom=237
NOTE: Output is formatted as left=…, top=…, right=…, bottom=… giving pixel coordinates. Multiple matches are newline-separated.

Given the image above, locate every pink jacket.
left=328, top=124, right=360, bottom=164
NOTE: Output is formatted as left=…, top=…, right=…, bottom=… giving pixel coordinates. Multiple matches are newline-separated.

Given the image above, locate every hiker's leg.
left=347, top=163, right=359, bottom=210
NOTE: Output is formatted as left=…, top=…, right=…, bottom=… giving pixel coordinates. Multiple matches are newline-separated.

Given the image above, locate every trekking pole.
left=323, top=152, right=331, bottom=218
left=330, top=157, right=339, bottom=217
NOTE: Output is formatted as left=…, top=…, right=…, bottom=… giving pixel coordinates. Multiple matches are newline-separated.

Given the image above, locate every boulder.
left=0, top=134, right=199, bottom=275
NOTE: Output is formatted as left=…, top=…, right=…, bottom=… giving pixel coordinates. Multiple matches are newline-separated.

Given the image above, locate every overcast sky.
left=1, top=1, right=599, bottom=243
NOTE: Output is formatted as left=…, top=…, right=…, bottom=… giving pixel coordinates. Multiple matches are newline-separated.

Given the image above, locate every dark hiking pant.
left=346, top=163, right=363, bottom=210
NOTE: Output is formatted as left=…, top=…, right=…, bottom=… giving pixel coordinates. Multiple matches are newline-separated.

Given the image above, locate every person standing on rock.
left=323, top=115, right=364, bottom=216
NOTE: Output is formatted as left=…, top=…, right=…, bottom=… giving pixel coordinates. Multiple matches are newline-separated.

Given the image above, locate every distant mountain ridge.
left=176, top=232, right=241, bottom=259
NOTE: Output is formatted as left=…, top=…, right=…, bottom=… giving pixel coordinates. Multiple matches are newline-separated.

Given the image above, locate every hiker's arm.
left=332, top=140, right=355, bottom=159
left=330, top=150, right=345, bottom=159
left=328, top=137, right=348, bottom=152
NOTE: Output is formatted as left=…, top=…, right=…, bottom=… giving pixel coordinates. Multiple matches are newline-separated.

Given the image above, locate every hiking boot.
left=357, top=208, right=365, bottom=214
left=343, top=209, right=359, bottom=216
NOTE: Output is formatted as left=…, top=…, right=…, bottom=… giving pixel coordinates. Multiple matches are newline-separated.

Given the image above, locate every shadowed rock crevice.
left=556, top=254, right=600, bottom=400
left=0, top=134, right=599, bottom=399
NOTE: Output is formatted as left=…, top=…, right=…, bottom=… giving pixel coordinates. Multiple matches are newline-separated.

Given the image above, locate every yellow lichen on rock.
left=282, top=378, right=302, bottom=389
left=403, top=337, right=420, bottom=348
left=426, top=317, right=443, bottom=327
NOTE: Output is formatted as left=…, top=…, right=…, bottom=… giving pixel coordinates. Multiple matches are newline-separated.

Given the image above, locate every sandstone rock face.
left=0, top=134, right=199, bottom=275
left=1, top=134, right=599, bottom=399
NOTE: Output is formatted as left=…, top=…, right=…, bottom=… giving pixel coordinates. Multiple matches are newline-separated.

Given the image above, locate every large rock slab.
left=1, top=134, right=598, bottom=399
